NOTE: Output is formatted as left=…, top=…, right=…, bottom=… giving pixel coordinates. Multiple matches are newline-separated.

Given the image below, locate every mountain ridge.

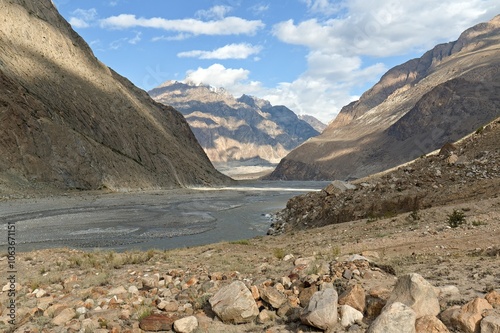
left=149, top=81, right=319, bottom=166
left=0, top=0, right=229, bottom=193
left=268, top=15, right=500, bottom=181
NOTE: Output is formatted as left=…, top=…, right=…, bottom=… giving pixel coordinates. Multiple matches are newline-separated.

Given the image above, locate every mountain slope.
left=149, top=81, right=319, bottom=165
left=0, top=0, right=229, bottom=193
left=268, top=15, right=500, bottom=181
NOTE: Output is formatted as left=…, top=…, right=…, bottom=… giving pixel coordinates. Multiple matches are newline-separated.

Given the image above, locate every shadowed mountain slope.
left=0, top=0, right=229, bottom=193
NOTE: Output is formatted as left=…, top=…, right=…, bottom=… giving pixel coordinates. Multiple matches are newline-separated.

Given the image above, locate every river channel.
left=0, top=181, right=329, bottom=252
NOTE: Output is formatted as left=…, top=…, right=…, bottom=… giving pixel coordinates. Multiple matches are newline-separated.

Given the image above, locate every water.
left=0, top=181, right=329, bottom=252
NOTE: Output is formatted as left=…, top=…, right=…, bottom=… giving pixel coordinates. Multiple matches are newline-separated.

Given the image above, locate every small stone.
left=51, top=308, right=76, bottom=326
left=139, top=314, right=177, bottom=331
left=481, top=315, right=500, bottom=333
left=294, top=256, right=316, bottom=267
left=415, top=315, right=450, bottom=333
left=257, top=309, right=275, bottom=324
left=173, top=316, right=198, bottom=333
left=250, top=285, right=260, bottom=300
left=283, top=254, right=294, bottom=261
left=339, top=284, right=366, bottom=312
left=367, top=302, right=416, bottom=333
left=385, top=273, right=440, bottom=318
left=128, top=285, right=139, bottom=295
left=486, top=290, right=500, bottom=308
left=300, top=288, right=338, bottom=330
left=340, top=304, right=363, bottom=328
left=209, top=281, right=259, bottom=324
left=108, top=286, right=127, bottom=295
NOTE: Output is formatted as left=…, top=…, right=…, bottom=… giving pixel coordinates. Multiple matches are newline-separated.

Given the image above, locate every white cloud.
left=268, top=0, right=500, bottom=121
left=128, top=31, right=142, bottom=44
left=178, top=43, right=262, bottom=59
left=69, top=8, right=98, bottom=28
left=195, top=5, right=232, bottom=20
left=100, top=14, right=264, bottom=36
left=69, top=17, right=90, bottom=28
left=185, top=64, right=251, bottom=89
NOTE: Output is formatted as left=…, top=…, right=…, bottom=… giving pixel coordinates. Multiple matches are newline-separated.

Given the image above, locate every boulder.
left=209, top=281, right=259, bottom=324
left=385, top=273, right=440, bottom=318
left=339, top=284, right=366, bottom=312
left=259, top=286, right=287, bottom=309
left=139, top=314, right=177, bottom=331
left=481, top=315, right=500, bottom=333
left=415, top=315, right=450, bottom=333
left=486, top=290, right=500, bottom=308
left=367, top=302, right=416, bottom=333
left=300, top=288, right=338, bottom=330
left=340, top=304, right=363, bottom=328
left=173, top=316, right=198, bottom=333
left=451, top=297, right=493, bottom=333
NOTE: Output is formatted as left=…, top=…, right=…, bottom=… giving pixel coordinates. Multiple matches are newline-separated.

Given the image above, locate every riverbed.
left=0, top=181, right=329, bottom=252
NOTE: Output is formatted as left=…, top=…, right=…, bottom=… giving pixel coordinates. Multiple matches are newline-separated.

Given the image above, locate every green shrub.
left=448, top=210, right=466, bottom=228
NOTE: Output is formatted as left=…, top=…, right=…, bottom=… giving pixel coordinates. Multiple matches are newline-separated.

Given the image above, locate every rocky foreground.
left=1, top=208, right=499, bottom=333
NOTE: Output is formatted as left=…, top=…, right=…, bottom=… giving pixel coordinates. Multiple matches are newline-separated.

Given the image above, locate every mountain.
left=149, top=81, right=319, bottom=166
left=271, top=115, right=500, bottom=233
left=0, top=0, right=229, bottom=193
left=268, top=15, right=500, bottom=181
left=298, top=114, right=327, bottom=133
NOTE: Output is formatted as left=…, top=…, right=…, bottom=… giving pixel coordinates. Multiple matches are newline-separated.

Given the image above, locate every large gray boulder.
left=300, top=288, right=338, bottom=330
left=367, top=302, right=416, bottom=333
left=209, top=281, right=259, bottom=324
left=385, top=273, right=440, bottom=318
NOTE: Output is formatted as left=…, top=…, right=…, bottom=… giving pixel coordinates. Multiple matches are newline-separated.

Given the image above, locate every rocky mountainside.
left=0, top=0, right=229, bottom=193
left=268, top=15, right=500, bottom=181
left=298, top=114, right=327, bottom=133
left=271, top=116, right=500, bottom=233
left=149, top=81, right=319, bottom=165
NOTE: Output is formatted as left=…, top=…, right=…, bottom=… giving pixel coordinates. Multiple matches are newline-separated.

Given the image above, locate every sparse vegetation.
left=273, top=248, right=285, bottom=260
left=229, top=239, right=251, bottom=245
left=447, top=210, right=466, bottom=228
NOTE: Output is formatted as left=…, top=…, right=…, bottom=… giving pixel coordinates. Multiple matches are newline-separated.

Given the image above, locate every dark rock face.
left=149, top=82, right=319, bottom=164
left=268, top=15, right=500, bottom=181
left=0, top=0, right=229, bottom=193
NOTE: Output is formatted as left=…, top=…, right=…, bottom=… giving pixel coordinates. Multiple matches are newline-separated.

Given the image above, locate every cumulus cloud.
left=185, top=64, right=251, bottom=89
left=178, top=43, right=262, bottom=59
left=100, top=14, right=264, bottom=36
left=268, top=0, right=500, bottom=121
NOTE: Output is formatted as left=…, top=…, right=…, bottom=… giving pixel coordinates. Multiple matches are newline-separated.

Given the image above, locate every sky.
left=54, top=0, right=500, bottom=123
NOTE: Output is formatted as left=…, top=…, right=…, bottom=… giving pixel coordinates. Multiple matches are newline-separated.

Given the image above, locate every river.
left=0, top=181, right=329, bottom=252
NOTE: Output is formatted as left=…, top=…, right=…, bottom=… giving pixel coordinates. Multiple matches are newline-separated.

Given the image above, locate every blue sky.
left=54, top=0, right=500, bottom=123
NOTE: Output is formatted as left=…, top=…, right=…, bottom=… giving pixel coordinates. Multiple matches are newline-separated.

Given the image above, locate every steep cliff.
left=268, top=15, right=500, bottom=180
left=0, top=0, right=229, bottom=193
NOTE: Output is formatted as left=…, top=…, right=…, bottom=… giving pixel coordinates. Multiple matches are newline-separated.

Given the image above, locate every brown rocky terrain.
left=0, top=0, right=229, bottom=194
left=268, top=15, right=500, bottom=181
left=0, top=117, right=499, bottom=332
left=149, top=81, right=319, bottom=166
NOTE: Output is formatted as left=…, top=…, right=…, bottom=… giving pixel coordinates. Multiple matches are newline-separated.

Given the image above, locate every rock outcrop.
left=0, top=0, right=229, bottom=194
left=268, top=15, right=500, bottom=181
left=149, top=81, right=319, bottom=166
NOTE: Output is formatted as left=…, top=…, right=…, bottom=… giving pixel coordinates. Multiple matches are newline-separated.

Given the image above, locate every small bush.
left=475, top=126, right=484, bottom=134
left=273, top=248, right=285, bottom=260
left=447, top=210, right=466, bottom=228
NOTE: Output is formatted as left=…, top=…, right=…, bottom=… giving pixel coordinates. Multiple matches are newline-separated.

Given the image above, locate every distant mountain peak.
left=149, top=83, right=319, bottom=166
